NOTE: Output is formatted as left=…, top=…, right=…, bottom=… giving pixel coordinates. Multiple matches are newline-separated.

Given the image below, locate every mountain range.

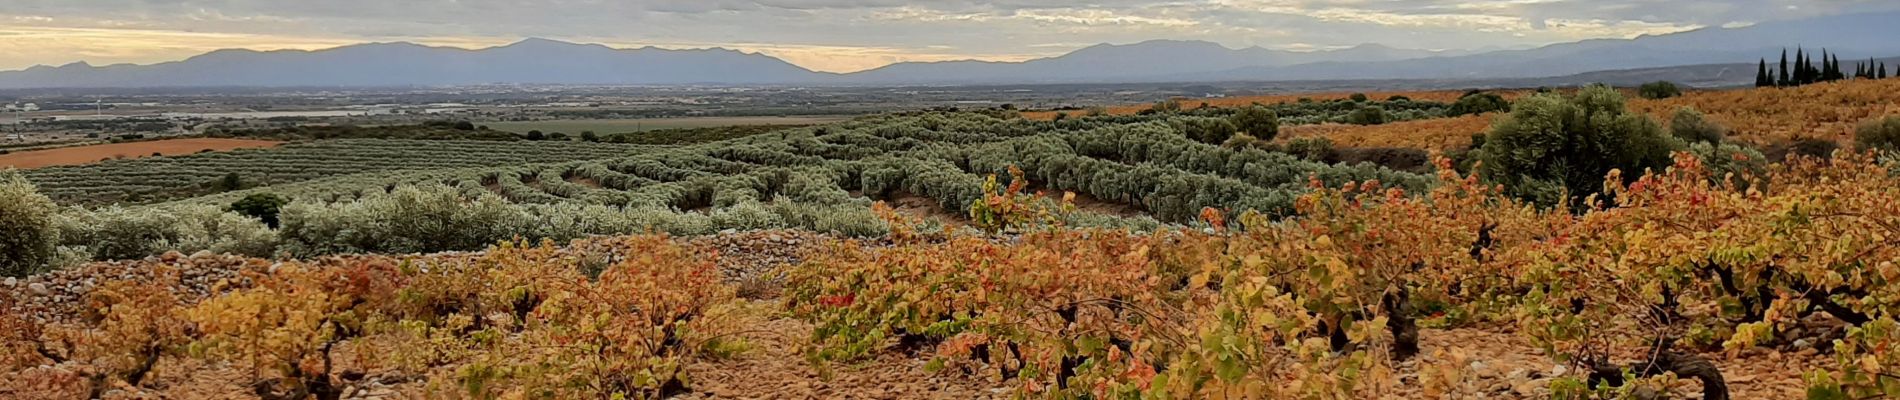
left=2, top=11, right=1897, bottom=89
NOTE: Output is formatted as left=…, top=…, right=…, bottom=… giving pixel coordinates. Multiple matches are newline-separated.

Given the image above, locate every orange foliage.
left=1631, top=79, right=1900, bottom=145
left=1280, top=114, right=1498, bottom=152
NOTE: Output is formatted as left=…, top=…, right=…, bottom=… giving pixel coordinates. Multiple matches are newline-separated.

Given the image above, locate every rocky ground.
left=1, top=230, right=1845, bottom=399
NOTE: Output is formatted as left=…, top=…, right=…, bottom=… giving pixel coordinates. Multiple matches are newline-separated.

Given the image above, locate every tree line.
left=1757, top=47, right=1893, bottom=88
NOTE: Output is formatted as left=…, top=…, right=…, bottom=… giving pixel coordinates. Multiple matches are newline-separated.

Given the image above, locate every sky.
left=2, top=1, right=1897, bottom=73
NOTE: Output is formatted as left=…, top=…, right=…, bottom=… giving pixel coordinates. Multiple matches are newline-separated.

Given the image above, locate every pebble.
left=28, top=282, right=49, bottom=296
left=3, top=277, right=15, bottom=287
left=1793, top=338, right=1813, bottom=350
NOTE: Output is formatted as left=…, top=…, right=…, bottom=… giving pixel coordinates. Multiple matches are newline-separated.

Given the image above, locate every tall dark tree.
left=1795, top=48, right=1808, bottom=84
left=1757, top=59, right=1773, bottom=87
left=1778, top=49, right=1791, bottom=86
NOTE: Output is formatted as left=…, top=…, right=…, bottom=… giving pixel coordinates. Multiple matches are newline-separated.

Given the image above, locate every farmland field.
left=5, top=79, right=1900, bottom=400
left=484, top=116, right=852, bottom=134
left=0, top=138, right=282, bottom=169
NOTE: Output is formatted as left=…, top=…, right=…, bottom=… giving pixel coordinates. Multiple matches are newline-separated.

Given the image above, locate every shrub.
left=1, top=172, right=58, bottom=277
left=1669, top=107, right=1727, bottom=144
left=1855, top=116, right=1900, bottom=153
left=1638, top=81, right=1683, bottom=99
left=56, top=205, right=277, bottom=260
left=277, top=185, right=529, bottom=256
left=1478, top=85, right=1681, bottom=205
left=1336, top=147, right=1432, bottom=172
left=1448, top=92, right=1510, bottom=116
left=709, top=201, right=788, bottom=231
left=525, top=130, right=546, bottom=141
left=1349, top=93, right=1370, bottom=102
left=230, top=193, right=290, bottom=228
left=1285, top=137, right=1338, bottom=162
left=1345, top=106, right=1389, bottom=125
left=1688, top=141, right=1768, bottom=191
left=1228, top=105, right=1280, bottom=141
left=1176, top=117, right=1238, bottom=145
left=1771, top=137, right=1841, bottom=160
left=1219, top=133, right=1276, bottom=152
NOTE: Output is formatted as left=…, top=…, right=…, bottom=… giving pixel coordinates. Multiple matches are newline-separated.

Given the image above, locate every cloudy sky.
left=2, top=1, right=1895, bottom=73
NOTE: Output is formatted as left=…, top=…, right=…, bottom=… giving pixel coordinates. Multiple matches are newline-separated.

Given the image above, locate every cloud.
left=0, top=0, right=1895, bottom=72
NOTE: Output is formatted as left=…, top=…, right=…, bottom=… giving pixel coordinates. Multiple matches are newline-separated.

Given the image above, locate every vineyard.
left=4, top=151, right=1899, bottom=399
left=22, top=139, right=650, bottom=205
left=4, top=78, right=1900, bottom=399
left=2, top=111, right=1444, bottom=266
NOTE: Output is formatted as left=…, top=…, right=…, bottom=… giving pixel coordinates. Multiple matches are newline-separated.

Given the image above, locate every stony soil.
left=0, top=230, right=1844, bottom=399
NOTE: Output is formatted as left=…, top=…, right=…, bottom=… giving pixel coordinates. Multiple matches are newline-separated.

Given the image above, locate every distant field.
left=0, top=138, right=282, bottom=169
left=486, top=116, right=851, bottom=134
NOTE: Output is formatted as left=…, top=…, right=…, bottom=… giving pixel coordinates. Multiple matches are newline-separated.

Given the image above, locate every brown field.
left=0, top=138, right=283, bottom=169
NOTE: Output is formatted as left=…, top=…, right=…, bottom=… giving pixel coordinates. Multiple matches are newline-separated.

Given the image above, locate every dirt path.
left=0, top=138, right=282, bottom=169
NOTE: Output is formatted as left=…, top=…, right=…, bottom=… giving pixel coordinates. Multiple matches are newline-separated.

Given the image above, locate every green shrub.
left=1448, top=92, right=1510, bottom=116
left=1345, top=106, right=1389, bottom=126
left=1638, top=81, right=1683, bottom=99
left=1349, top=93, right=1370, bottom=102
left=1228, top=105, right=1280, bottom=141
left=1688, top=142, right=1768, bottom=191
left=1669, top=108, right=1727, bottom=144
left=1, top=172, right=58, bottom=277
left=1176, top=117, right=1238, bottom=145
left=230, top=193, right=291, bottom=228
left=1336, top=147, right=1432, bottom=173
left=54, top=204, right=277, bottom=261
left=1478, top=85, right=1682, bottom=206
left=1285, top=137, right=1338, bottom=162
left=710, top=201, right=788, bottom=231
left=1855, top=116, right=1900, bottom=153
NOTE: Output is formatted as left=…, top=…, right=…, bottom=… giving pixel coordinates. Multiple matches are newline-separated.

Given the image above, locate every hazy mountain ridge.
left=0, top=39, right=824, bottom=88
left=2, top=11, right=1897, bottom=89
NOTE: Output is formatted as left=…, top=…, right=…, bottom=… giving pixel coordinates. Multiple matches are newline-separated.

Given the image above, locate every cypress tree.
left=1829, top=52, right=1840, bottom=81
left=1779, top=49, right=1791, bottom=86
left=1821, top=50, right=1830, bottom=81
left=1795, top=48, right=1808, bottom=84
left=1757, top=59, right=1772, bottom=87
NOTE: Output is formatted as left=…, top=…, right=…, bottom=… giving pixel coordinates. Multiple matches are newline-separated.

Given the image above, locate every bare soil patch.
left=0, top=138, right=282, bottom=169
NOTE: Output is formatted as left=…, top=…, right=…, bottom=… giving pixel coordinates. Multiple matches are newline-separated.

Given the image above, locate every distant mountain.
left=1182, top=11, right=1900, bottom=83
left=843, top=41, right=1465, bottom=84
left=1, top=11, right=1897, bottom=88
left=0, top=38, right=824, bottom=88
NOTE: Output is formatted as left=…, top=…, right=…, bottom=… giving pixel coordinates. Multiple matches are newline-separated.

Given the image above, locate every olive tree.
left=1478, top=85, right=1682, bottom=206
left=1228, top=105, right=1280, bottom=141
left=1, top=172, right=59, bottom=277
left=1855, top=116, right=1900, bottom=153
left=1669, top=107, right=1727, bottom=144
